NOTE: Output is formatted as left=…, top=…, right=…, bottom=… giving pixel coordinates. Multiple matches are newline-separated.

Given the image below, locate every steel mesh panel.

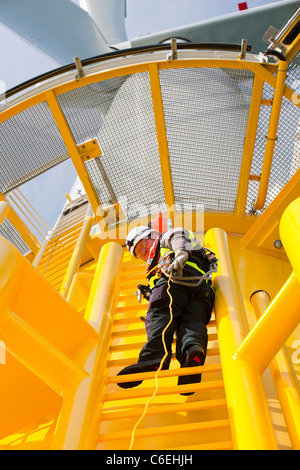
left=246, top=80, right=300, bottom=214
left=0, top=101, right=69, bottom=194
left=57, top=77, right=128, bottom=144
left=286, top=51, right=300, bottom=92
left=0, top=218, right=30, bottom=254
left=58, top=73, right=166, bottom=218
left=159, top=67, right=254, bottom=212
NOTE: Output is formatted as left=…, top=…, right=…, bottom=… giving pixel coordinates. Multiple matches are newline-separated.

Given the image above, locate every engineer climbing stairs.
left=96, top=250, right=232, bottom=450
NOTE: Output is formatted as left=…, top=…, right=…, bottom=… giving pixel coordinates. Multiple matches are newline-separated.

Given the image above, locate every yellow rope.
left=129, top=273, right=173, bottom=450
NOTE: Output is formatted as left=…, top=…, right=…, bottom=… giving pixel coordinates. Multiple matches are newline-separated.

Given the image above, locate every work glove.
left=167, top=250, right=189, bottom=277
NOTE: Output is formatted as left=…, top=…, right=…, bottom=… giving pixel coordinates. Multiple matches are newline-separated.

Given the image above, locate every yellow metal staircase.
left=96, top=252, right=232, bottom=450
left=0, top=11, right=300, bottom=449
left=35, top=221, right=85, bottom=292
left=0, top=200, right=299, bottom=450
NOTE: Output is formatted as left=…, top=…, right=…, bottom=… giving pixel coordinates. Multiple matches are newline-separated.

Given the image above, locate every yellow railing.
left=0, top=229, right=124, bottom=449
left=7, top=189, right=51, bottom=241
left=0, top=198, right=299, bottom=449
left=0, top=196, right=40, bottom=260
left=0, top=234, right=98, bottom=439
left=250, top=290, right=300, bottom=449
left=205, top=197, right=300, bottom=449
left=253, top=60, right=289, bottom=211
left=51, top=242, right=123, bottom=449
left=59, top=215, right=95, bottom=299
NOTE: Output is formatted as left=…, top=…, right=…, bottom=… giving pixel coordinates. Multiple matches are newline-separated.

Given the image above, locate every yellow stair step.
left=104, top=379, right=224, bottom=402
left=108, top=348, right=220, bottom=368
left=110, top=334, right=218, bottom=352
left=100, top=397, right=227, bottom=421
left=98, top=418, right=230, bottom=442
left=169, top=440, right=233, bottom=450
left=106, top=362, right=222, bottom=385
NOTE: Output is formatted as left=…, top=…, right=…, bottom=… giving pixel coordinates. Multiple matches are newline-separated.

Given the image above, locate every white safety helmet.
left=126, top=226, right=159, bottom=258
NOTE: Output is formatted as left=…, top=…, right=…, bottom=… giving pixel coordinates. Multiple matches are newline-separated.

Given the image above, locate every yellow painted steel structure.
left=0, top=13, right=300, bottom=450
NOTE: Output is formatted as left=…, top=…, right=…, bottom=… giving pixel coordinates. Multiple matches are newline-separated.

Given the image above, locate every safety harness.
left=136, top=231, right=218, bottom=301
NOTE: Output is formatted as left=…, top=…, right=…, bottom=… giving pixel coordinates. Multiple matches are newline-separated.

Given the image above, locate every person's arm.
left=160, top=228, right=191, bottom=276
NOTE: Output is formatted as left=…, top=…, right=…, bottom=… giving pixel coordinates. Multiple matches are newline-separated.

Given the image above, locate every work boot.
left=117, top=359, right=168, bottom=389
left=178, top=345, right=205, bottom=396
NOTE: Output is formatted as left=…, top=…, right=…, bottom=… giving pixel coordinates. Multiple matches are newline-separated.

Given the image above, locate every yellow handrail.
left=254, top=60, right=289, bottom=211
left=206, top=197, right=300, bottom=449
left=51, top=242, right=123, bottom=449
left=59, top=215, right=95, bottom=299
left=0, top=236, right=97, bottom=397
left=0, top=201, right=10, bottom=223
left=250, top=290, right=300, bottom=450
left=280, top=197, right=300, bottom=281
left=0, top=194, right=40, bottom=259
left=8, top=189, right=50, bottom=240
left=205, top=227, right=277, bottom=449
left=237, top=273, right=300, bottom=373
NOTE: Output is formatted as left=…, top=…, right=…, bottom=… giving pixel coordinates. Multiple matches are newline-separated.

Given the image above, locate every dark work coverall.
left=139, top=238, right=215, bottom=368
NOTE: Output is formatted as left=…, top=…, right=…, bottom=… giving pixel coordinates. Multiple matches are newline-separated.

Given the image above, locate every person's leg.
left=175, top=297, right=210, bottom=364
left=138, top=308, right=176, bottom=366
left=117, top=280, right=178, bottom=388
left=175, top=287, right=213, bottom=395
left=139, top=280, right=193, bottom=364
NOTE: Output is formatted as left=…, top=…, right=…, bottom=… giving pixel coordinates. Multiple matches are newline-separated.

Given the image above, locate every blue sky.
left=0, top=0, right=285, bottom=228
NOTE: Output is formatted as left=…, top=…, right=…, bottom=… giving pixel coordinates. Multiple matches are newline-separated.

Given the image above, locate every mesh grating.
left=286, top=51, right=300, bottom=92
left=246, top=79, right=300, bottom=214
left=0, top=218, right=30, bottom=255
left=159, top=67, right=254, bottom=213
left=1, top=57, right=298, bottom=226
left=0, top=101, right=69, bottom=194
left=58, top=73, right=166, bottom=219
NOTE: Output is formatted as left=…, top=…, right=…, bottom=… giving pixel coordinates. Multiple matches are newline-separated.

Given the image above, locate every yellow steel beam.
left=250, top=290, right=300, bottom=450
left=0, top=234, right=98, bottom=429
left=44, top=90, right=101, bottom=219
left=0, top=309, right=89, bottom=396
left=279, top=197, right=300, bottom=281
left=148, top=62, right=175, bottom=215
left=234, top=75, right=264, bottom=217
left=205, top=227, right=278, bottom=450
left=240, top=168, right=300, bottom=253
left=0, top=193, right=40, bottom=257
left=52, top=242, right=123, bottom=450
left=59, top=215, right=94, bottom=299
left=237, top=273, right=300, bottom=374
left=0, top=58, right=281, bottom=123
left=238, top=198, right=300, bottom=377
left=240, top=60, right=300, bottom=109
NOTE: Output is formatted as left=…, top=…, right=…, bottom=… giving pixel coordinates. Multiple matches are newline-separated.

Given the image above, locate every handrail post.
left=279, top=197, right=300, bottom=281
left=237, top=197, right=300, bottom=372
left=0, top=201, right=10, bottom=223
left=237, top=273, right=300, bottom=373
left=0, top=193, right=40, bottom=257
left=59, top=215, right=95, bottom=299
left=250, top=290, right=300, bottom=450
left=52, top=242, right=123, bottom=449
left=205, top=228, right=278, bottom=449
